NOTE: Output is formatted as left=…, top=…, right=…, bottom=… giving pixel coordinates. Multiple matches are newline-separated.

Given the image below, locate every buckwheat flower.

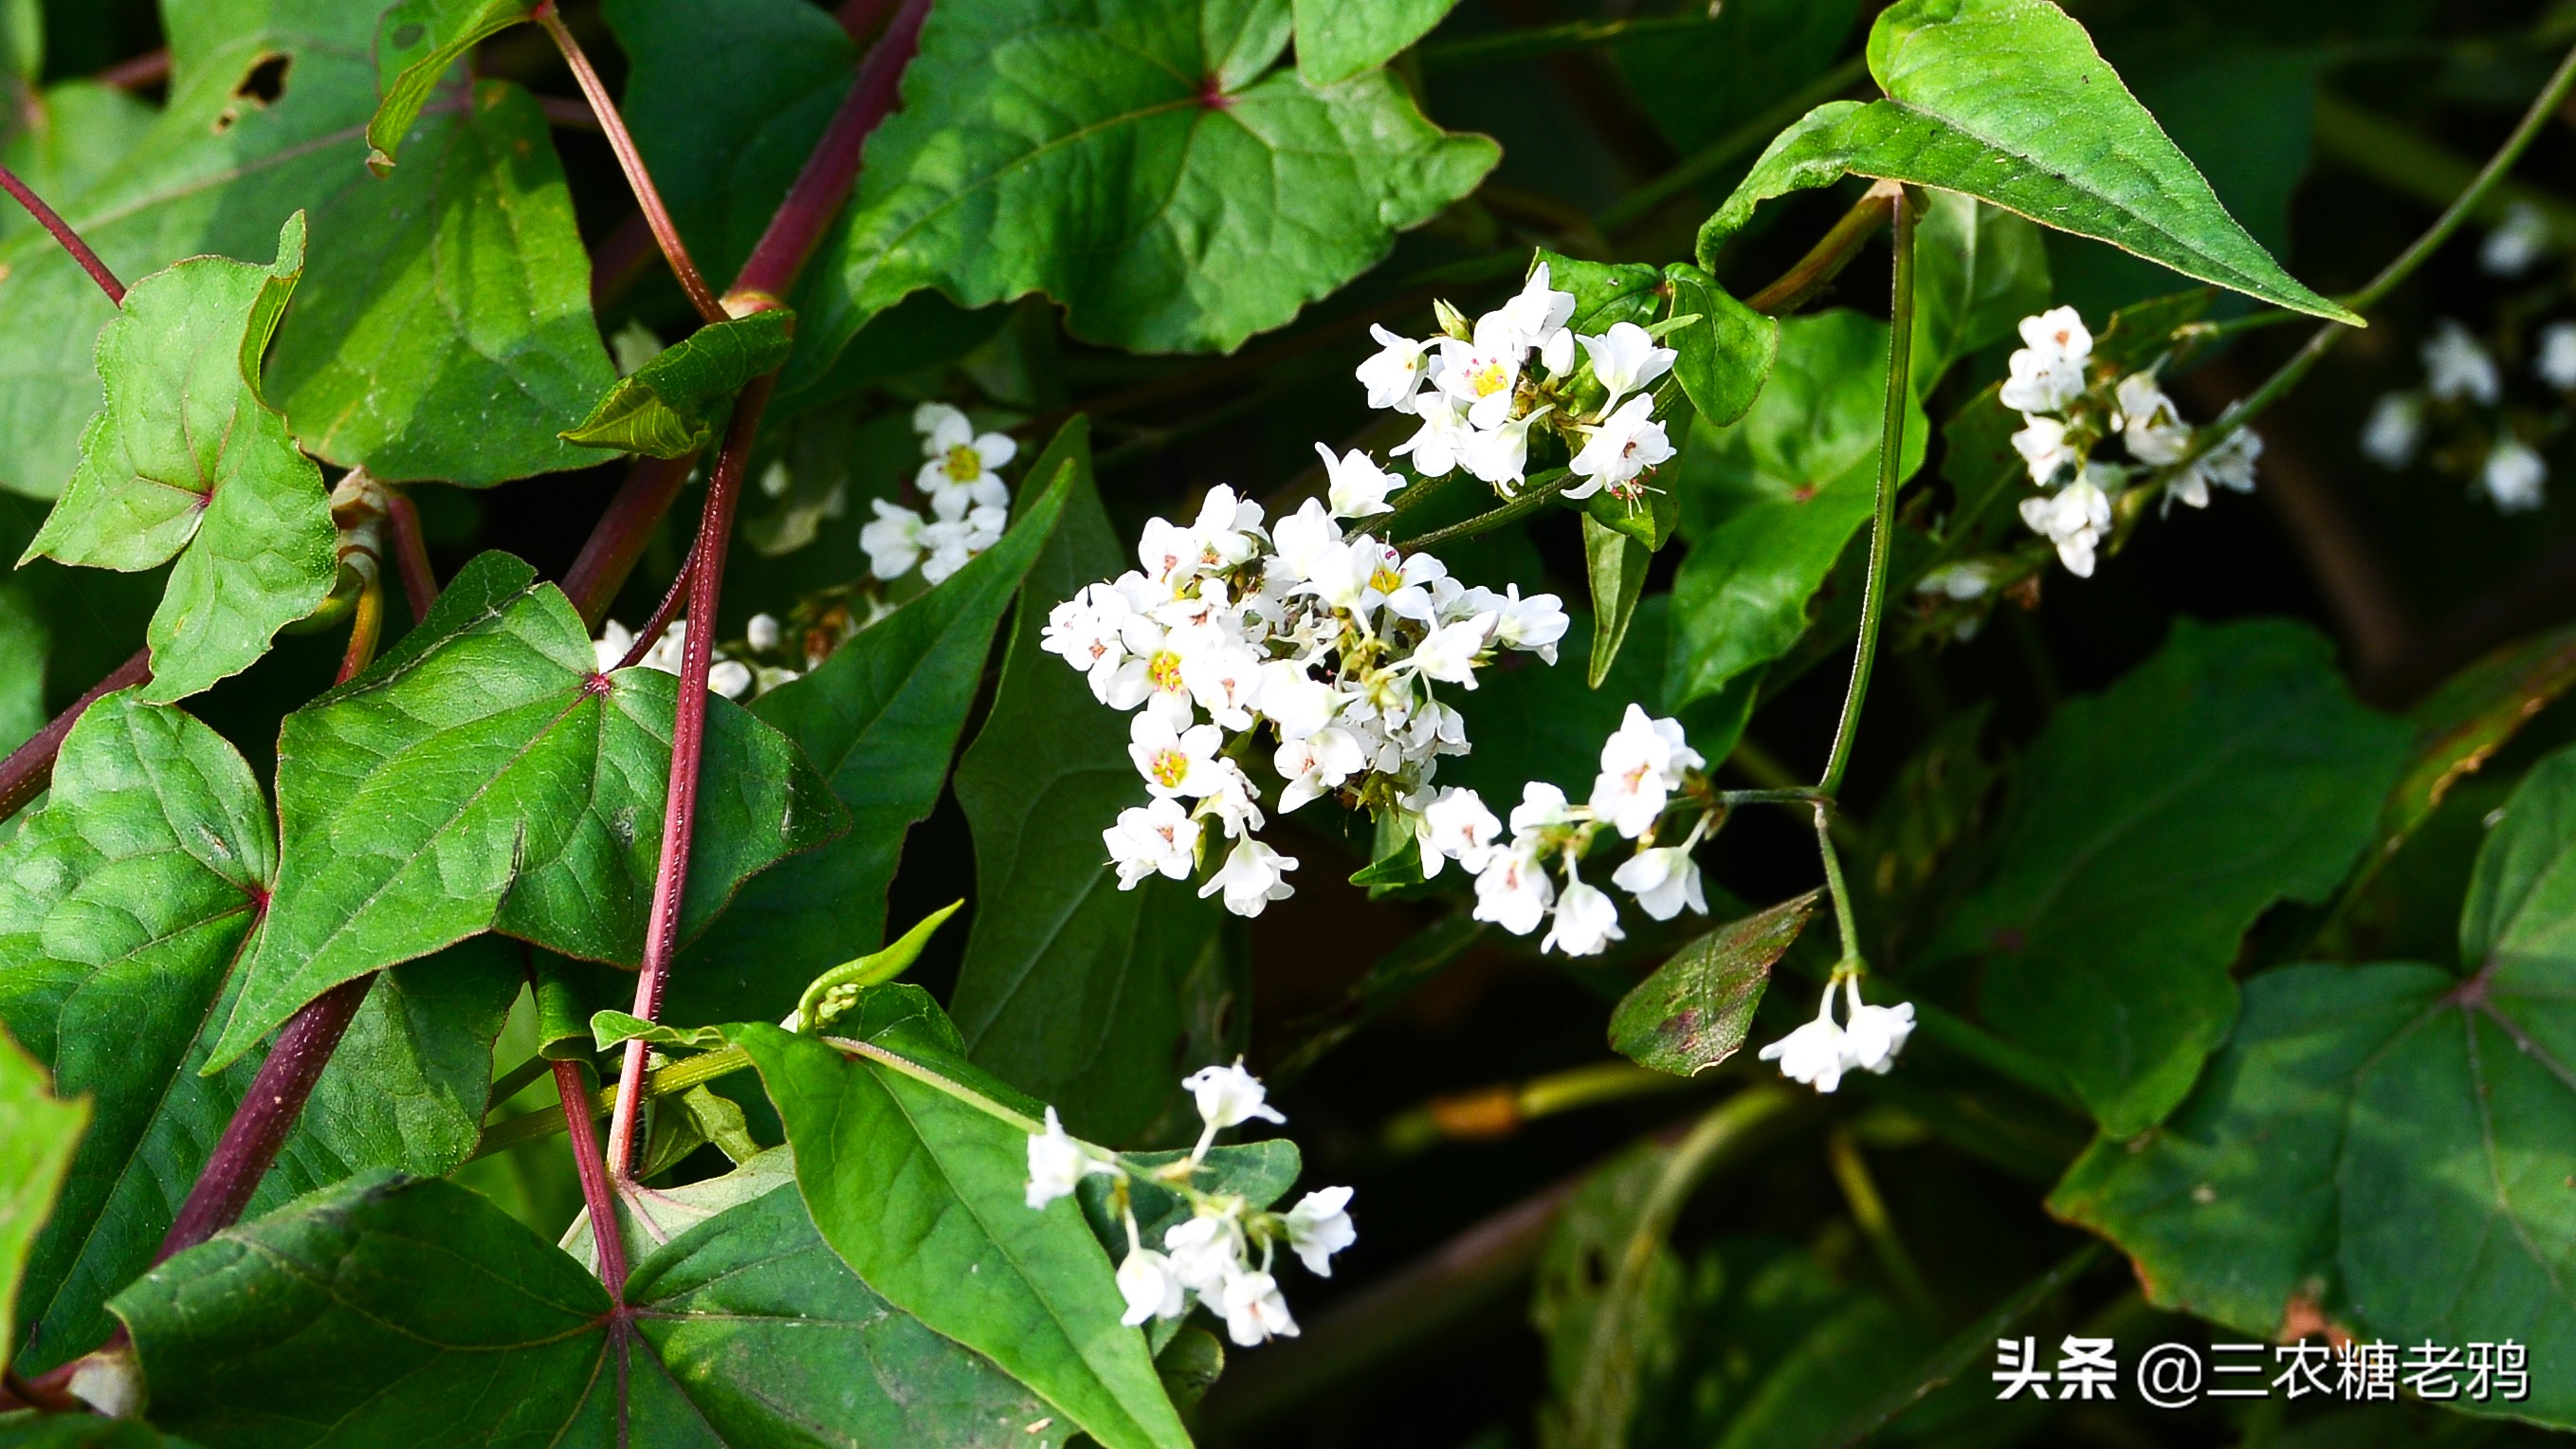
left=1565, top=394, right=1676, bottom=499
left=744, top=613, right=782, bottom=653
left=1117, top=1246, right=1186, bottom=1326
left=1164, top=1213, right=1241, bottom=1294
left=1275, top=727, right=1363, bottom=812
left=1492, top=262, right=1579, bottom=358
left=1409, top=613, right=1497, bottom=686
left=1025, top=1107, right=1105, bottom=1208
left=1417, top=786, right=1502, bottom=876
left=2114, top=374, right=2191, bottom=466
left=2424, top=320, right=2501, bottom=406
left=1508, top=780, right=1579, bottom=840
left=639, top=621, right=688, bottom=673
left=916, top=405, right=1017, bottom=504
left=1130, top=712, right=1227, bottom=798
left=1839, top=981, right=1915, bottom=1075
left=1105, top=798, right=1200, bottom=889
left=2019, top=471, right=2112, bottom=577
left=1758, top=988, right=1851, bottom=1093
left=2479, top=434, right=2548, bottom=514
left=1042, top=582, right=1136, bottom=676
left=2167, top=427, right=2261, bottom=510
left=707, top=660, right=754, bottom=699
left=1315, top=442, right=1404, bottom=520
left=1543, top=872, right=1626, bottom=957
left=1185, top=1060, right=1288, bottom=1131
left=1914, top=560, right=1993, bottom=601
left=1380, top=552, right=1455, bottom=626
left=1434, top=332, right=1526, bottom=430
left=594, top=618, right=634, bottom=672
left=2360, top=392, right=2426, bottom=469
left=1578, top=322, right=1677, bottom=410
left=1392, top=391, right=1474, bottom=478
left=2481, top=200, right=2553, bottom=278
left=1190, top=486, right=1268, bottom=571
left=1592, top=704, right=1705, bottom=839
left=1999, top=306, right=2092, bottom=414
left=1483, top=585, right=1568, bottom=663
left=2539, top=322, right=2576, bottom=390
left=1219, top=1269, right=1300, bottom=1348
left=1269, top=499, right=1344, bottom=584
left=2010, top=413, right=2076, bottom=487
left=1181, top=645, right=1265, bottom=730
left=920, top=504, right=1005, bottom=583
left=1611, top=841, right=1708, bottom=921
left=1257, top=661, right=1338, bottom=739
left=1200, top=836, right=1298, bottom=917
left=861, top=498, right=928, bottom=579
left=1472, top=843, right=1556, bottom=936
left=1459, top=408, right=1550, bottom=488
left=1196, top=760, right=1268, bottom=840
left=1136, top=515, right=1202, bottom=593
left=1356, top=324, right=1434, bottom=412
left=1283, top=1186, right=1357, bottom=1276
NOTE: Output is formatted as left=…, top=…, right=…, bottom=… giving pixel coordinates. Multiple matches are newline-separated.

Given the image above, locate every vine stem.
left=605, top=374, right=776, bottom=1177
left=1813, top=803, right=1865, bottom=971
left=1817, top=182, right=1914, bottom=798
left=0, top=649, right=150, bottom=822
left=612, top=541, right=699, bottom=671
left=0, top=164, right=121, bottom=303
left=557, top=1060, right=631, bottom=1299
left=534, top=3, right=723, bottom=325
left=383, top=492, right=438, bottom=623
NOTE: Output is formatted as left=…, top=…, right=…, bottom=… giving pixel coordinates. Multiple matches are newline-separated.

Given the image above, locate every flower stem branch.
left=0, top=648, right=151, bottom=823
left=1813, top=803, right=1866, bottom=972
left=612, top=541, right=699, bottom=671
left=1817, top=182, right=1915, bottom=797
left=1743, top=180, right=1899, bottom=317
left=0, top=164, right=121, bottom=303
left=1393, top=468, right=1577, bottom=550
left=556, top=1060, right=630, bottom=1298
left=472, top=1043, right=756, bottom=1160
left=533, top=2, right=723, bottom=324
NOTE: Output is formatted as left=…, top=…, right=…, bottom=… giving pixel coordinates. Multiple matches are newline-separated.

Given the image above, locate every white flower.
left=2424, top=320, right=2501, bottom=406
left=706, top=660, right=753, bottom=699
left=594, top=618, right=634, bottom=672
left=916, top=405, right=1017, bottom=504
left=1042, top=582, right=1138, bottom=680
left=2481, top=200, right=2553, bottom=278
left=1590, top=704, right=1704, bottom=839
left=1417, top=786, right=1502, bottom=877
left=1459, top=408, right=1550, bottom=489
left=1507, top=780, right=1578, bottom=840
left=1183, top=1060, right=1287, bottom=1130
left=1283, top=1186, right=1357, bottom=1276
left=1491, top=263, right=1579, bottom=358
left=1578, top=322, right=1676, bottom=410
left=1163, top=1213, right=1241, bottom=1294
left=1189, top=486, right=1267, bottom=572
left=1117, top=1247, right=1186, bottom=1326
left=2479, top=434, right=2548, bottom=514
left=1274, top=727, right=1363, bottom=813
left=1543, top=873, right=1625, bottom=957
left=1268, top=499, right=1345, bottom=583
left=1472, top=844, right=1555, bottom=936
left=2539, top=322, right=2576, bottom=391
left=2114, top=373, right=2191, bottom=466
left=912, top=400, right=968, bottom=436
left=746, top=613, right=782, bottom=652
left=1218, top=1269, right=1300, bottom=1347
left=1392, top=391, right=1475, bottom=479
left=860, top=499, right=928, bottom=579
left=1758, top=989, right=1851, bottom=1093
left=1914, top=561, right=1993, bottom=601
left=1181, top=644, right=1265, bottom=730
left=1998, top=306, right=2092, bottom=414
left=1841, top=994, right=1916, bottom=1076
left=1196, top=760, right=1268, bottom=841
left=1025, top=1107, right=1105, bottom=1208
left=2360, top=392, right=2426, bottom=469
left=1481, top=585, right=1568, bottom=663
left=634, top=620, right=688, bottom=674
left=1565, top=394, right=1676, bottom=499
left=920, top=504, right=1006, bottom=584
left=1257, top=660, right=1338, bottom=739
left=1355, top=325, right=1434, bottom=412
left=1105, top=798, right=1201, bottom=889
left=1314, top=441, right=1404, bottom=520
left=2167, top=427, right=2260, bottom=510
left=1611, top=844, right=1707, bottom=921
left=1129, top=712, right=1228, bottom=798
left=2019, top=473, right=2112, bottom=577
left=1408, top=613, right=1496, bottom=687
left=1435, top=333, right=1526, bottom=430
left=1199, top=836, right=1299, bottom=917
left=2010, top=413, right=2076, bottom=487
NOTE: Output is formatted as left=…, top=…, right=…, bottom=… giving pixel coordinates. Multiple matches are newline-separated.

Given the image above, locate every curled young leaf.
left=365, top=0, right=540, bottom=173
left=561, top=307, right=797, bottom=458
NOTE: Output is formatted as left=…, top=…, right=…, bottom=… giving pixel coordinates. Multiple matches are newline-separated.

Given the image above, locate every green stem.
left=1817, top=184, right=1915, bottom=797
left=1813, top=804, right=1865, bottom=972
left=1393, top=468, right=1576, bottom=550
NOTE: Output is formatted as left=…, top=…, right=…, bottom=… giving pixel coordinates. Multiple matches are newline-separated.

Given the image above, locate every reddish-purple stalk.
left=0, top=648, right=150, bottom=823
left=557, top=1059, right=633, bottom=1300
left=534, top=3, right=724, bottom=325
left=612, top=541, right=699, bottom=671
left=383, top=493, right=439, bottom=624
left=564, top=454, right=694, bottom=625
left=0, top=164, right=122, bottom=303
left=606, top=375, right=776, bottom=1175
left=729, top=0, right=928, bottom=306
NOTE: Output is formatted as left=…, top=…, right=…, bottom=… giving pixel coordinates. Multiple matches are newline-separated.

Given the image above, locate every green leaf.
left=590, top=1010, right=729, bottom=1053
left=1696, top=0, right=2356, bottom=324
left=282, top=940, right=521, bottom=1188
left=1930, top=619, right=2412, bottom=1134
left=1292, top=0, right=1457, bottom=84
left=1610, top=892, right=1818, bottom=1077
left=667, top=463, right=1068, bottom=1030
left=1076, top=1141, right=1303, bottom=1269
left=948, top=427, right=1232, bottom=1140
left=364, top=0, right=539, bottom=172
left=0, top=1413, right=197, bottom=1448
left=270, top=82, right=620, bottom=485
left=561, top=308, right=796, bottom=458
left=1533, top=1141, right=1688, bottom=1449
left=798, top=0, right=1497, bottom=375
left=1663, top=310, right=1927, bottom=710
left=1582, top=515, right=1653, bottom=691
left=1540, top=250, right=1664, bottom=335
left=1663, top=264, right=1778, bottom=430
left=735, top=1023, right=1193, bottom=1449
left=22, top=215, right=331, bottom=703
left=0, top=1023, right=83, bottom=1363
left=1909, top=189, right=2050, bottom=388
left=209, top=551, right=846, bottom=1071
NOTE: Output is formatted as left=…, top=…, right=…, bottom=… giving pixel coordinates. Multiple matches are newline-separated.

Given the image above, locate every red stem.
left=563, top=454, right=694, bottom=626
left=729, top=0, right=928, bottom=306
left=383, top=493, right=439, bottom=624
left=0, top=648, right=151, bottom=823
left=93, top=49, right=170, bottom=91
left=155, top=973, right=371, bottom=1262
left=535, top=3, right=725, bottom=325
left=0, top=165, right=122, bottom=303
left=605, top=374, right=775, bottom=1175
left=612, top=541, right=698, bottom=671
left=836, top=0, right=901, bottom=43
left=557, top=1059, right=631, bottom=1298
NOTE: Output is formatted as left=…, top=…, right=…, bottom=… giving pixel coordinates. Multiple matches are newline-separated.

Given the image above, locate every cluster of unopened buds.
left=1025, top=1062, right=1352, bottom=1348
left=591, top=609, right=806, bottom=701
left=1356, top=263, right=1681, bottom=501
left=2360, top=316, right=2569, bottom=514
left=1040, top=475, right=1567, bottom=918
left=2001, top=305, right=2261, bottom=577
left=1757, top=973, right=1917, bottom=1093
left=861, top=402, right=1015, bottom=584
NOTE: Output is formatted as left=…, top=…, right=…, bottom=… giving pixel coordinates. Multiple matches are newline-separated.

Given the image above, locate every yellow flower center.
left=1468, top=360, right=1509, bottom=397
left=1148, top=651, right=1185, bottom=691
left=1370, top=562, right=1404, bottom=595
left=942, top=444, right=983, bottom=482
left=1150, top=747, right=1191, bottom=789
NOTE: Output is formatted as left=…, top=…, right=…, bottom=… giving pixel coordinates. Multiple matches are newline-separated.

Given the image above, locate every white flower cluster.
left=2361, top=318, right=2565, bottom=514
left=861, top=403, right=1015, bottom=584
left=1024, top=1061, right=1352, bottom=1348
left=1041, top=479, right=1567, bottom=918
left=1356, top=264, right=1679, bottom=500
left=1404, top=705, right=1714, bottom=958
left=1756, top=975, right=1915, bottom=1093
left=2001, top=306, right=2260, bottom=577
left=593, top=617, right=754, bottom=699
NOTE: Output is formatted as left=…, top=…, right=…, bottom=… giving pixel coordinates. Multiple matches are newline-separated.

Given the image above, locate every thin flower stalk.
left=0, top=163, right=122, bottom=303
left=533, top=2, right=722, bottom=324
